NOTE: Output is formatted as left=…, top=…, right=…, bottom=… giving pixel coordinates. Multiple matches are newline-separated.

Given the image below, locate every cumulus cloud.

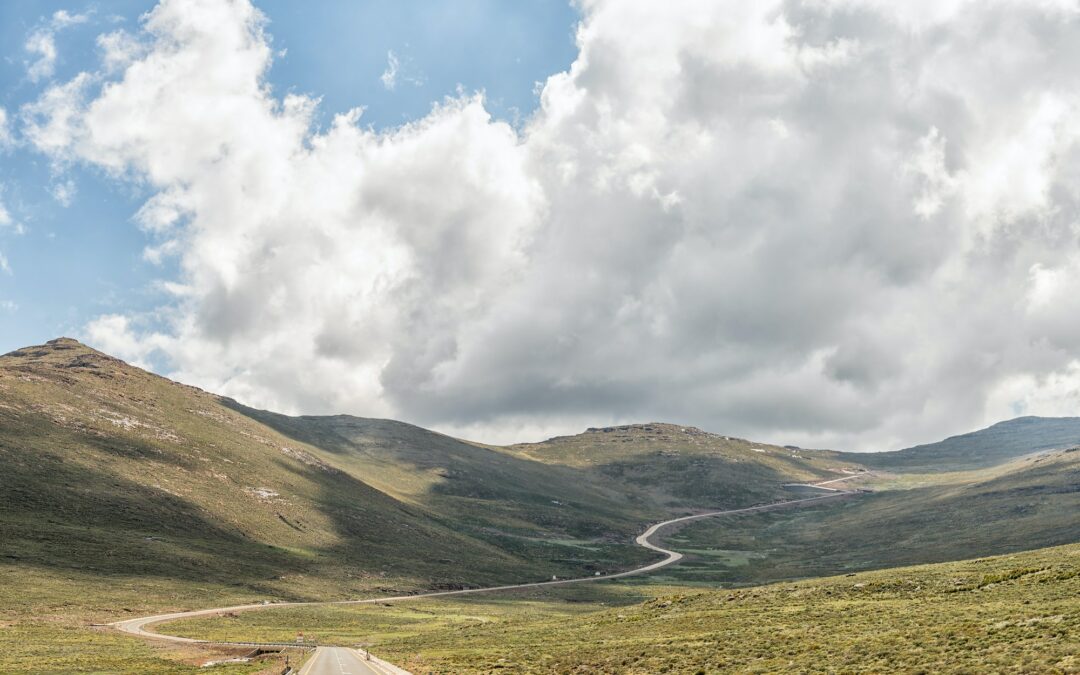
left=25, top=30, right=58, bottom=83
left=51, top=9, right=91, bottom=29
left=97, top=29, right=145, bottom=73
left=24, top=0, right=1080, bottom=450
left=25, top=10, right=90, bottom=82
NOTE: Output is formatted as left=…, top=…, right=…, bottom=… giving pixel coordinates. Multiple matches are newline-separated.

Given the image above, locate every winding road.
left=112, top=483, right=860, bottom=672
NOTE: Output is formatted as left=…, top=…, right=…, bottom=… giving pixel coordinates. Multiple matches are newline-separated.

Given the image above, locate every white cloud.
left=24, top=10, right=91, bottom=83
left=0, top=181, right=20, bottom=273
left=905, top=127, right=957, bottom=219
left=380, top=50, right=399, bottom=90
left=50, top=179, right=77, bottom=207
left=97, top=30, right=145, bottom=73
left=0, top=108, right=12, bottom=149
left=84, top=314, right=160, bottom=368
left=0, top=188, right=24, bottom=236
left=379, top=49, right=425, bottom=91
left=22, top=73, right=93, bottom=159
left=26, top=30, right=58, bottom=82
left=26, top=0, right=1080, bottom=451
left=52, top=10, right=90, bottom=29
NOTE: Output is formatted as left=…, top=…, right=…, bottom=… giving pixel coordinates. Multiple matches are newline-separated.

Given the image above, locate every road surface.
left=113, top=478, right=864, bottom=672
left=299, top=647, right=407, bottom=675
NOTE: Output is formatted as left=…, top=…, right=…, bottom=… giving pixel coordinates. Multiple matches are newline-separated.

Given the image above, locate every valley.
left=1, top=339, right=1078, bottom=673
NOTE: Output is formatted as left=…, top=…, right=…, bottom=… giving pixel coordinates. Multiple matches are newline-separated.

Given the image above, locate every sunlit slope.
left=662, top=446, right=1080, bottom=586
left=507, top=423, right=861, bottom=507
left=375, top=542, right=1080, bottom=673
left=840, top=415, right=1080, bottom=472
left=0, top=338, right=601, bottom=600
left=222, top=413, right=873, bottom=576
left=236, top=411, right=872, bottom=533
left=223, top=407, right=662, bottom=570
left=3, top=338, right=858, bottom=604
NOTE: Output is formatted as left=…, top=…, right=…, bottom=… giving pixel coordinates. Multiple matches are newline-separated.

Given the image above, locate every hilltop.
left=841, top=415, right=1080, bottom=471
left=2, top=338, right=1079, bottom=672
left=0, top=338, right=859, bottom=611
left=507, top=422, right=855, bottom=507
left=661, top=445, right=1080, bottom=586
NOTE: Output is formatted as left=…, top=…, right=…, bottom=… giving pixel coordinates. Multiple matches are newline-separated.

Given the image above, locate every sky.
left=4, top=0, right=1080, bottom=452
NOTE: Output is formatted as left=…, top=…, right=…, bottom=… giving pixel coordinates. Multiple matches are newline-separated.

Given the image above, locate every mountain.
left=505, top=423, right=858, bottom=507
left=2, top=338, right=1079, bottom=673
left=841, top=416, right=1080, bottom=472
left=659, top=444, right=1080, bottom=586
left=0, top=338, right=552, bottom=601
left=0, top=338, right=857, bottom=608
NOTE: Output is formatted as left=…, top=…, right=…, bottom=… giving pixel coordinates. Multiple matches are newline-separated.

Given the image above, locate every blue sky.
left=3, top=0, right=1078, bottom=451
left=0, top=0, right=579, bottom=354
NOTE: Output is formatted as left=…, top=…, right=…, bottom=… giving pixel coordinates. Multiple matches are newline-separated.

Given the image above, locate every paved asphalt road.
left=112, top=476, right=869, bottom=673
left=299, top=646, right=400, bottom=675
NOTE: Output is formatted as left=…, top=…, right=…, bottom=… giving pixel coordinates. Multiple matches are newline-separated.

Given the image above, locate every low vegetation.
left=663, top=448, right=1080, bottom=586
left=151, top=543, right=1080, bottom=673
left=159, top=584, right=661, bottom=646
left=839, top=415, right=1080, bottom=472
left=2, top=338, right=1078, bottom=672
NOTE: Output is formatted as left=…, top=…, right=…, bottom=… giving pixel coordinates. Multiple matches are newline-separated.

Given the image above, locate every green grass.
left=662, top=448, right=1080, bottom=585
left=839, top=415, right=1080, bottom=472
left=5, top=338, right=1080, bottom=672
left=159, top=584, right=662, bottom=647
left=507, top=423, right=860, bottom=508
left=148, top=543, right=1080, bottom=673
left=374, top=543, right=1080, bottom=673
left=0, top=339, right=860, bottom=672
left=0, top=565, right=313, bottom=674
left=0, top=623, right=305, bottom=675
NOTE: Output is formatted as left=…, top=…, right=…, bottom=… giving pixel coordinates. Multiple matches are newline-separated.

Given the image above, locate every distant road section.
left=113, top=480, right=863, bottom=672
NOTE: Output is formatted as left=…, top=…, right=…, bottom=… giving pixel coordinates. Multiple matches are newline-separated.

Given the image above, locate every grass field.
left=159, top=584, right=661, bottom=646
left=661, top=448, right=1080, bottom=586
left=4, top=339, right=1079, bottom=672
left=151, top=543, right=1080, bottom=673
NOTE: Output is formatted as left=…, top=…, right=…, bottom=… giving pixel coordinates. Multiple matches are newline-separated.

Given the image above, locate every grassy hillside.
left=0, top=339, right=867, bottom=603
left=5, top=338, right=1079, bottom=672
left=841, top=416, right=1080, bottom=472
left=382, top=542, right=1080, bottom=673
left=656, top=446, right=1080, bottom=587
left=0, top=338, right=567, bottom=601
left=0, top=339, right=650, bottom=673
left=506, top=423, right=858, bottom=508
left=225, top=407, right=659, bottom=561
left=156, top=542, right=1080, bottom=674
left=209, top=404, right=872, bottom=579
left=0, top=338, right=867, bottom=671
